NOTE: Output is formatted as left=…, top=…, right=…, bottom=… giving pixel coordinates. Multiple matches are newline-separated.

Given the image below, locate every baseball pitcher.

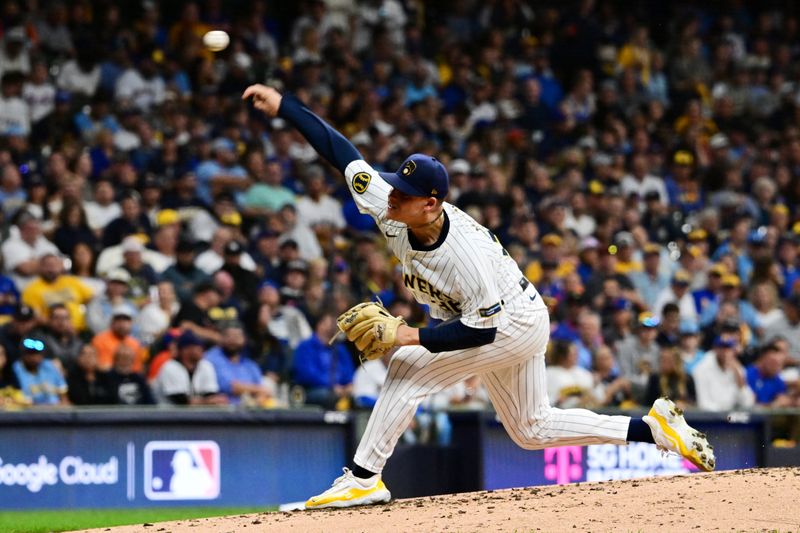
left=243, top=85, right=715, bottom=509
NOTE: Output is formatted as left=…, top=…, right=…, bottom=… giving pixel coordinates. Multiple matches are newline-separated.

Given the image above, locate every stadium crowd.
left=0, top=0, right=799, bottom=442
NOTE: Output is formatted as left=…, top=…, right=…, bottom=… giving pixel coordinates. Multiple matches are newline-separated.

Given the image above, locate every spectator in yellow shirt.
left=673, top=99, right=718, bottom=140
left=21, top=253, right=93, bottom=331
left=617, top=26, right=652, bottom=84
left=525, top=233, right=575, bottom=283
left=168, top=3, right=212, bottom=59
left=613, top=232, right=643, bottom=275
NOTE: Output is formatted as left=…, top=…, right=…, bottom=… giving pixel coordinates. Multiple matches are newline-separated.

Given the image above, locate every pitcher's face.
left=387, top=188, right=435, bottom=225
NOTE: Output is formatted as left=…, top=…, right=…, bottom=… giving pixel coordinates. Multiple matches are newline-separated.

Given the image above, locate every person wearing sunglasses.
left=12, top=337, right=69, bottom=405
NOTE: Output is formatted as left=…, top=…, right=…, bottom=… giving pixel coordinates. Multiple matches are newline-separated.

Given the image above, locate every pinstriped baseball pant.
left=354, top=308, right=631, bottom=474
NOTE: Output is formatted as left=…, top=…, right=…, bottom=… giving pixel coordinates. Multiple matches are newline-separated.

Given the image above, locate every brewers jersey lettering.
left=345, top=160, right=631, bottom=474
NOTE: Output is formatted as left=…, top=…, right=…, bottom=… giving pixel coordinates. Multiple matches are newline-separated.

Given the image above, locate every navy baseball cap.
left=379, top=154, right=449, bottom=199
left=611, top=298, right=633, bottom=312
left=177, top=330, right=204, bottom=349
left=713, top=336, right=737, bottom=349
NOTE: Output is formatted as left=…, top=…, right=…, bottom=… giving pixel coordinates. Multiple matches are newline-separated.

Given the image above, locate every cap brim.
left=379, top=172, right=427, bottom=197
left=180, top=341, right=204, bottom=348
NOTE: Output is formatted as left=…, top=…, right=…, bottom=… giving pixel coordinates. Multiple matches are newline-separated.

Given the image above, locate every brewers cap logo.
left=352, top=172, right=371, bottom=194
left=401, top=160, right=417, bottom=176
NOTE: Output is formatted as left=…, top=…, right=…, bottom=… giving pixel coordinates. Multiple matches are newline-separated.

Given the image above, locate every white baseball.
left=203, top=30, right=230, bottom=52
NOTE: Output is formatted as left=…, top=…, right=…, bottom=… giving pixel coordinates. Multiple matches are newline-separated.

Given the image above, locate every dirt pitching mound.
left=85, top=467, right=800, bottom=533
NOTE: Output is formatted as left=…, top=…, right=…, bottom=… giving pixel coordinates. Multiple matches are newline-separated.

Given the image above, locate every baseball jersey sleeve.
left=154, top=360, right=191, bottom=399
left=343, top=160, right=392, bottom=220
left=193, top=360, right=220, bottom=396
left=453, top=249, right=505, bottom=330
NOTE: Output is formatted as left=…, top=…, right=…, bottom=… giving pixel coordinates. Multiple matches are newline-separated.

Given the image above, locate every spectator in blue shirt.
left=776, top=233, right=800, bottom=298
left=405, top=63, right=437, bottom=106
left=551, top=292, right=588, bottom=344
left=292, top=312, right=354, bottom=409
left=710, top=217, right=755, bottom=282
left=692, top=263, right=725, bottom=316
left=699, top=274, right=760, bottom=334
left=746, top=342, right=790, bottom=407
left=13, top=337, right=68, bottom=405
left=0, top=163, right=27, bottom=220
left=205, top=323, right=273, bottom=405
left=0, top=273, right=20, bottom=325
left=194, top=138, right=248, bottom=205
left=678, top=321, right=705, bottom=374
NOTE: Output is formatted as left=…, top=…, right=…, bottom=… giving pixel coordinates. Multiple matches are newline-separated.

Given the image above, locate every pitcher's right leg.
left=482, top=349, right=630, bottom=449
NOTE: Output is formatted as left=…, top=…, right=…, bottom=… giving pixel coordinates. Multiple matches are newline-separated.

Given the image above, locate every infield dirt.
left=82, top=467, right=800, bottom=533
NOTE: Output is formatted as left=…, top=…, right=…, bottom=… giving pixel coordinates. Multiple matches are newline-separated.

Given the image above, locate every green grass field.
left=0, top=506, right=274, bottom=533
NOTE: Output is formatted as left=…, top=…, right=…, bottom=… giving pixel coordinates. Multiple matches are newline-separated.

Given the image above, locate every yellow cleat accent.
left=644, top=397, right=716, bottom=472
left=305, top=468, right=391, bottom=509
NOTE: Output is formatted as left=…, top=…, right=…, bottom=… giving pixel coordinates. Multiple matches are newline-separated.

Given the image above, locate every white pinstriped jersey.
left=345, top=160, right=546, bottom=330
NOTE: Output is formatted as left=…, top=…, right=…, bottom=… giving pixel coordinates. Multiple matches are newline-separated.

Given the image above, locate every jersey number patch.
left=352, top=172, right=371, bottom=194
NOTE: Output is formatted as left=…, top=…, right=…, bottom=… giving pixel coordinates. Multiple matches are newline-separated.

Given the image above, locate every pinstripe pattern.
left=354, top=309, right=630, bottom=473
left=344, top=159, right=632, bottom=475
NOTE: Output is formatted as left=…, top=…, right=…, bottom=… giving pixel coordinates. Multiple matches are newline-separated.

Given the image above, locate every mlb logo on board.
left=143, top=441, right=220, bottom=500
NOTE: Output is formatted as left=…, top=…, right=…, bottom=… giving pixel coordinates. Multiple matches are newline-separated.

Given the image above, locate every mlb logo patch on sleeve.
left=143, top=441, right=220, bottom=500
left=478, top=302, right=503, bottom=318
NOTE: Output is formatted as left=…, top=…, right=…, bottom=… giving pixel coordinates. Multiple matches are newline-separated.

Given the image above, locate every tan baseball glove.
left=334, top=301, right=406, bottom=361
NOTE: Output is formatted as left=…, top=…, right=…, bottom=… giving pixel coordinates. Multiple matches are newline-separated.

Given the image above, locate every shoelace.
left=324, top=467, right=355, bottom=493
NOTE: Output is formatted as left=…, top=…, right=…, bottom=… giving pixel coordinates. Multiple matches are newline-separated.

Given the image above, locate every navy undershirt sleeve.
left=418, top=320, right=497, bottom=353
left=626, top=418, right=656, bottom=444
left=277, top=93, right=362, bottom=174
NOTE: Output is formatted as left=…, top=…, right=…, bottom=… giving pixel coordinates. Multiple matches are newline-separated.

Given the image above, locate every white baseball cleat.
left=305, top=467, right=391, bottom=509
left=643, top=397, right=716, bottom=472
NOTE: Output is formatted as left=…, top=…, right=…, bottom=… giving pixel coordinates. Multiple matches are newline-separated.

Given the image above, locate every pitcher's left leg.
left=483, top=348, right=715, bottom=470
